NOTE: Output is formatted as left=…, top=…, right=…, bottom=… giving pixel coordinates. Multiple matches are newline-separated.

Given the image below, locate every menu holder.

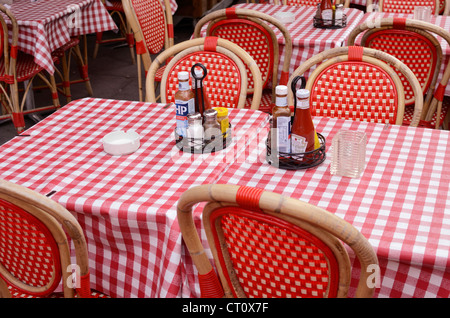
left=266, top=132, right=326, bottom=170
left=174, top=124, right=232, bottom=154
left=313, top=14, right=347, bottom=29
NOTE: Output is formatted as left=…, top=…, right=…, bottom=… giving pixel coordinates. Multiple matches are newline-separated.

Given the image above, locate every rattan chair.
left=281, top=0, right=350, bottom=7
left=366, top=0, right=440, bottom=14
left=0, top=179, right=108, bottom=298
left=193, top=8, right=292, bottom=113
left=93, top=0, right=135, bottom=64
left=177, top=184, right=379, bottom=298
left=146, top=37, right=262, bottom=110
left=52, top=35, right=93, bottom=103
left=122, top=0, right=174, bottom=101
left=348, top=18, right=450, bottom=128
left=287, top=46, right=423, bottom=126
left=440, top=0, right=450, bottom=15
left=0, top=5, right=60, bottom=133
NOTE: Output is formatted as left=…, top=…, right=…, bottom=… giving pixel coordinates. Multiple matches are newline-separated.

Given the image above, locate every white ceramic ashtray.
left=274, top=12, right=295, bottom=24
left=102, top=130, right=140, bottom=156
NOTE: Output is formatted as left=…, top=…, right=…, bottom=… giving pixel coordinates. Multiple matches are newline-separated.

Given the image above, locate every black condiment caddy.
left=313, top=14, right=347, bottom=29
left=175, top=63, right=232, bottom=154
left=265, top=76, right=326, bottom=170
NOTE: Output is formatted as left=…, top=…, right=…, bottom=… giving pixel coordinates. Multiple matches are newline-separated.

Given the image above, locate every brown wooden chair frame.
left=177, top=184, right=379, bottom=298
left=0, top=179, right=92, bottom=298
left=0, top=4, right=60, bottom=133
left=348, top=18, right=450, bottom=128
left=287, top=46, right=423, bottom=126
left=122, top=0, right=174, bottom=102
left=193, top=8, right=292, bottom=110
left=146, top=37, right=262, bottom=110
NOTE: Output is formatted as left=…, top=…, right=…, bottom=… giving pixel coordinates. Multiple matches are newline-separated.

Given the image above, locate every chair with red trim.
left=177, top=184, right=379, bottom=298
left=0, top=179, right=109, bottom=298
left=93, top=0, right=135, bottom=65
left=286, top=46, right=423, bottom=126
left=366, top=0, right=440, bottom=14
left=52, top=35, right=93, bottom=103
left=122, top=0, right=174, bottom=102
left=0, top=5, right=60, bottom=133
left=193, top=8, right=292, bottom=113
left=281, top=0, right=350, bottom=7
left=348, top=18, right=450, bottom=129
left=146, top=37, right=262, bottom=110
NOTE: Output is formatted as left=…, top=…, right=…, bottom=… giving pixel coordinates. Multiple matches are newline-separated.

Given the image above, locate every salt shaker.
left=186, top=112, right=204, bottom=151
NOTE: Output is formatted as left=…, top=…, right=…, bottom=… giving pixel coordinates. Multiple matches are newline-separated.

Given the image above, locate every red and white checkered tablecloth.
left=2, top=0, right=117, bottom=74
left=182, top=117, right=450, bottom=298
left=355, top=12, right=450, bottom=97
left=229, top=3, right=365, bottom=82
left=0, top=97, right=269, bottom=297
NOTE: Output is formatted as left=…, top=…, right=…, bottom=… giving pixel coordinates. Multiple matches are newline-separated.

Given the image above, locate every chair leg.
left=61, top=51, right=72, bottom=103
left=72, top=41, right=93, bottom=96
left=93, top=32, right=102, bottom=59
left=126, top=22, right=136, bottom=65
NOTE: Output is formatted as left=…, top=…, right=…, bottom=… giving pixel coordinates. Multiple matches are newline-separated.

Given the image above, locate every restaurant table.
left=181, top=117, right=450, bottom=298
left=225, top=3, right=365, bottom=83
left=1, top=0, right=117, bottom=75
left=356, top=11, right=450, bottom=96
left=0, top=98, right=269, bottom=297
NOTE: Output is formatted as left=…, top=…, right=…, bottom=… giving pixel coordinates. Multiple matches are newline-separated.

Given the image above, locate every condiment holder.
left=265, top=76, right=326, bottom=170
left=102, top=130, right=140, bottom=156
left=174, top=124, right=232, bottom=154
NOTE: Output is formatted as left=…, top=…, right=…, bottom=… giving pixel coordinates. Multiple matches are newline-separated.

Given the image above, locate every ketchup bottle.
left=291, top=89, right=315, bottom=154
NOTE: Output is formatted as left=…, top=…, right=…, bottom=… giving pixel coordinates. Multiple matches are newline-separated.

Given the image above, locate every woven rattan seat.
left=177, top=184, right=378, bottom=298
left=0, top=5, right=60, bottom=133
left=0, top=179, right=108, bottom=298
left=193, top=8, right=292, bottom=113
left=93, top=0, right=135, bottom=64
left=287, top=46, right=423, bottom=126
left=146, top=37, right=262, bottom=110
left=123, top=0, right=174, bottom=101
left=348, top=18, right=450, bottom=128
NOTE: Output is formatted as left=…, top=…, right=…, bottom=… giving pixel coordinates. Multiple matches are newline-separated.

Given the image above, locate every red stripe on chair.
left=393, top=17, right=407, bottom=29
left=10, top=45, right=18, bottom=59
left=135, top=40, right=147, bottom=55
left=198, top=269, right=224, bottom=298
left=204, top=37, right=219, bottom=52
left=236, top=186, right=264, bottom=211
left=167, top=23, right=174, bottom=39
left=76, top=272, right=92, bottom=298
left=348, top=46, right=363, bottom=61
left=434, top=83, right=446, bottom=102
left=225, top=7, right=237, bottom=19
left=12, top=113, right=25, bottom=128
left=126, top=33, right=135, bottom=46
left=280, top=71, right=289, bottom=85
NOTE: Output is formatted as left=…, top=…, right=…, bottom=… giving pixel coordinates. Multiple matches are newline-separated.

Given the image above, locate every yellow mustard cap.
left=213, top=107, right=228, bottom=117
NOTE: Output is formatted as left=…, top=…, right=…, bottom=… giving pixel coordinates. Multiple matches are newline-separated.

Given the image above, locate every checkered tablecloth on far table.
left=0, top=97, right=269, bottom=297
left=226, top=3, right=365, bottom=81
left=181, top=117, right=450, bottom=298
left=2, top=0, right=117, bottom=74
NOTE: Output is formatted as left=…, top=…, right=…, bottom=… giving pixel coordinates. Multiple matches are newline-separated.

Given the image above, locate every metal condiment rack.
left=174, top=125, right=232, bottom=154
left=313, top=14, right=347, bottom=29
left=266, top=132, right=326, bottom=170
